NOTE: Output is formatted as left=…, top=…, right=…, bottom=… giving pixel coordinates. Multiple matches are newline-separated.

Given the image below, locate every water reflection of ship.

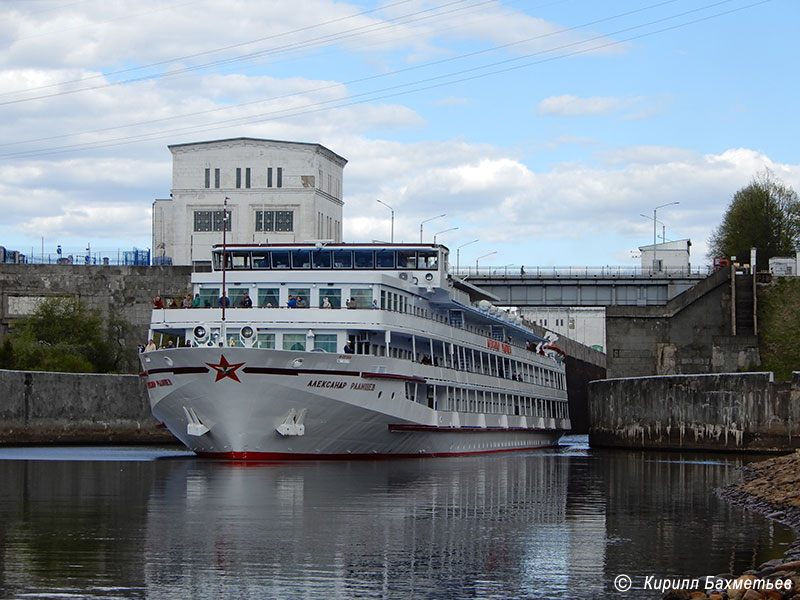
left=142, top=454, right=605, bottom=599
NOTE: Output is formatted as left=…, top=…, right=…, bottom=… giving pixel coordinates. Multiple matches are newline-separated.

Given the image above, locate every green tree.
left=8, top=295, right=133, bottom=373
left=708, top=170, right=800, bottom=270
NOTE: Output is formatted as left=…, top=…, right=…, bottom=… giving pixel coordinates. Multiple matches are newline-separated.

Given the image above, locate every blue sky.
left=0, top=0, right=797, bottom=269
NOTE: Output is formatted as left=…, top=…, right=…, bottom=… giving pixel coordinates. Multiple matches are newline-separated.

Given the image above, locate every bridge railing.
left=453, top=265, right=712, bottom=278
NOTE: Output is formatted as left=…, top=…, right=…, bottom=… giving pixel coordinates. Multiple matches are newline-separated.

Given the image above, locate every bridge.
left=454, top=265, right=711, bottom=307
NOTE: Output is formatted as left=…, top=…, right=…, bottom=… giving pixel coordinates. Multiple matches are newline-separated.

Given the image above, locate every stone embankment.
left=660, top=452, right=800, bottom=600
left=0, top=368, right=174, bottom=443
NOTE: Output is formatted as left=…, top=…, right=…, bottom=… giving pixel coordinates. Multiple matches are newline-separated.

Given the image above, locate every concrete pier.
left=588, top=372, right=800, bottom=452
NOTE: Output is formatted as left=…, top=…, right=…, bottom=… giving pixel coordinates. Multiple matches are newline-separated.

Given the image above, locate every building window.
left=236, top=168, right=242, bottom=188
left=214, top=168, right=220, bottom=188
left=267, top=167, right=282, bottom=188
left=245, top=167, right=251, bottom=188
left=204, top=168, right=210, bottom=189
left=275, top=210, right=292, bottom=232
left=255, top=210, right=293, bottom=232
left=193, top=210, right=231, bottom=232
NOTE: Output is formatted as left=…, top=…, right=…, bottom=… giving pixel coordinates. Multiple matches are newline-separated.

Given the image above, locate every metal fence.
left=453, top=265, right=712, bottom=278
left=3, top=247, right=151, bottom=266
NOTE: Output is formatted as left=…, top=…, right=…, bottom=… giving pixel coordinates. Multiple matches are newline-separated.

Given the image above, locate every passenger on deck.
left=218, top=294, right=230, bottom=308
left=192, top=293, right=202, bottom=308
left=297, top=297, right=306, bottom=308
left=287, top=296, right=297, bottom=308
left=343, top=340, right=354, bottom=354
left=345, top=298, right=356, bottom=309
left=167, top=298, right=178, bottom=309
left=372, top=299, right=379, bottom=309
left=145, top=339, right=157, bottom=352
left=181, top=294, right=192, bottom=308
left=239, top=293, right=253, bottom=308
left=153, top=295, right=164, bottom=309
left=322, top=297, right=331, bottom=308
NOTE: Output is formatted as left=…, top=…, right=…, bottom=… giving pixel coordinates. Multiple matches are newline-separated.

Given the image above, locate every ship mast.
left=222, top=196, right=228, bottom=323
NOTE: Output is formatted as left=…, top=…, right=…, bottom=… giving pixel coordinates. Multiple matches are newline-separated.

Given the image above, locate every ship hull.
left=140, top=347, right=567, bottom=459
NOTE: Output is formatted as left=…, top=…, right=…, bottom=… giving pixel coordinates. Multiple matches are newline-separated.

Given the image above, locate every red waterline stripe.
left=195, top=444, right=559, bottom=461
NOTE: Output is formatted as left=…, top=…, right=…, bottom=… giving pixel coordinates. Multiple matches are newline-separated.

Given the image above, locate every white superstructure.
left=140, top=243, right=570, bottom=459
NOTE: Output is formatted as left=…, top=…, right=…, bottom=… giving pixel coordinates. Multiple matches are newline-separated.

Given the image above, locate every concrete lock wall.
left=0, top=263, right=194, bottom=346
left=605, top=267, right=760, bottom=379
left=588, top=372, right=800, bottom=452
left=0, top=369, right=175, bottom=444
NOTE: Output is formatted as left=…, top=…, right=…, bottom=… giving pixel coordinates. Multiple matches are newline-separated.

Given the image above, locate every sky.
left=0, top=0, right=798, bottom=270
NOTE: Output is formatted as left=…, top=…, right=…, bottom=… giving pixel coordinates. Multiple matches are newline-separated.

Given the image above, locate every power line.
left=0, top=0, right=681, bottom=149
left=0, top=0, right=774, bottom=160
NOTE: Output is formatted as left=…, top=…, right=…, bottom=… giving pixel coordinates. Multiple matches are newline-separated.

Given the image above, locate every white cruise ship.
left=140, top=243, right=570, bottom=459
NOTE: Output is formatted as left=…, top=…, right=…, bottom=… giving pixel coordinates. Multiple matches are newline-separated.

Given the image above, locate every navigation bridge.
left=454, top=266, right=710, bottom=307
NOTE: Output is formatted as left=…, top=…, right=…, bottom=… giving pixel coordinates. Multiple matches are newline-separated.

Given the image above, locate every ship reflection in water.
left=0, top=439, right=792, bottom=599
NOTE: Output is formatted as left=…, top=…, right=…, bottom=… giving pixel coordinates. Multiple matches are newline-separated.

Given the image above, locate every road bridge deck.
left=455, top=266, right=710, bottom=307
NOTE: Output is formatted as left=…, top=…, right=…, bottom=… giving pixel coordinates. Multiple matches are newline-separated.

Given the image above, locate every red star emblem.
left=205, top=354, right=246, bottom=382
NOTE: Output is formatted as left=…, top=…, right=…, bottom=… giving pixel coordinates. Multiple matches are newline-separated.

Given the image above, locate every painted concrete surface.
left=589, top=372, right=799, bottom=452
left=0, top=369, right=174, bottom=444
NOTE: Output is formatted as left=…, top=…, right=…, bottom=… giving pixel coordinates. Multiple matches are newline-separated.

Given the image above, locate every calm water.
left=0, top=437, right=792, bottom=600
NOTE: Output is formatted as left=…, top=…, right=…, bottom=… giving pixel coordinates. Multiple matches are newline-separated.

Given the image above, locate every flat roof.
left=168, top=137, right=347, bottom=166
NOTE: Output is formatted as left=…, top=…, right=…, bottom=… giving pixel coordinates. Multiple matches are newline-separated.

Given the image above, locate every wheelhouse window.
left=333, top=250, right=353, bottom=269
left=396, top=250, right=415, bottom=268
left=311, top=250, right=332, bottom=269
left=354, top=250, right=374, bottom=269
left=252, top=252, right=270, bottom=268
left=271, top=251, right=290, bottom=269
left=231, top=253, right=250, bottom=269
left=375, top=249, right=395, bottom=269
left=290, top=250, right=311, bottom=269
left=418, top=250, right=438, bottom=269
left=194, top=210, right=231, bottom=232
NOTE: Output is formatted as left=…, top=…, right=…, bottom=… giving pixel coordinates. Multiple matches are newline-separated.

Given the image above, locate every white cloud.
left=537, top=94, right=643, bottom=117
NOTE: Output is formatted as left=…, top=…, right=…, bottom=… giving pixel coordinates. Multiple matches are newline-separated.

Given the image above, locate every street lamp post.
left=376, top=199, right=394, bottom=243
left=420, top=214, right=446, bottom=243
left=457, top=239, right=479, bottom=274
left=651, top=202, right=679, bottom=272
left=433, top=227, right=458, bottom=245
left=640, top=214, right=666, bottom=245
left=476, top=251, right=497, bottom=274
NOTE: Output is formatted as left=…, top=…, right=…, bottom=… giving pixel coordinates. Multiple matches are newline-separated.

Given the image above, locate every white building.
left=519, top=307, right=606, bottom=353
left=639, top=239, right=691, bottom=273
left=153, top=138, right=347, bottom=267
